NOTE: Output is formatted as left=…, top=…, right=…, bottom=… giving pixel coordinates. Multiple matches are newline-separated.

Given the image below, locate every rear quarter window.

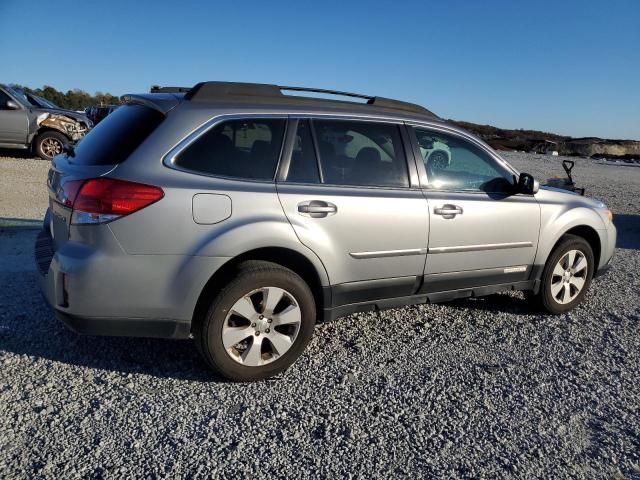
left=69, top=104, right=163, bottom=166
left=174, top=118, right=286, bottom=181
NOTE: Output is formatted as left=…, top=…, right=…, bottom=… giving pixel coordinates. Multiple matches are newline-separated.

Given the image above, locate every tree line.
left=11, top=84, right=121, bottom=111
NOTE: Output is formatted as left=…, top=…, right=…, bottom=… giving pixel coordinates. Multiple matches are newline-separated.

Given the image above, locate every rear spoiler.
left=120, top=93, right=182, bottom=114
left=149, top=85, right=190, bottom=93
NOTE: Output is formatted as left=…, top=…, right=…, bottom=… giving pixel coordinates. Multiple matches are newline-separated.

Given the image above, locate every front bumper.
left=595, top=223, right=616, bottom=278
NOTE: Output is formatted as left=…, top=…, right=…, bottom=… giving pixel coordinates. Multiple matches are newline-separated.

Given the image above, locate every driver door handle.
left=298, top=200, right=337, bottom=218
left=434, top=204, right=463, bottom=219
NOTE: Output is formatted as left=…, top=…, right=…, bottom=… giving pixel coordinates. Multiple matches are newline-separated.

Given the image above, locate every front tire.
left=530, top=234, right=594, bottom=314
left=194, top=261, right=316, bottom=381
left=34, top=131, right=67, bottom=160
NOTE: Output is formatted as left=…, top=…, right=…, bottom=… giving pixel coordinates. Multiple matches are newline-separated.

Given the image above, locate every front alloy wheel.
left=550, top=250, right=588, bottom=304
left=35, top=131, right=68, bottom=160
left=41, top=137, right=63, bottom=157
left=531, top=234, right=594, bottom=314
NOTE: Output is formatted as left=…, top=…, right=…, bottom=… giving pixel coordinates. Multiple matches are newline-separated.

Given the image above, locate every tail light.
left=68, top=178, right=164, bottom=225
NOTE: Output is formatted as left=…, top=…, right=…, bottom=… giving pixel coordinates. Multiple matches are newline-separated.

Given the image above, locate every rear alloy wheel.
left=531, top=234, right=594, bottom=314
left=194, top=261, right=316, bottom=381
left=35, top=131, right=67, bottom=160
left=222, top=287, right=302, bottom=367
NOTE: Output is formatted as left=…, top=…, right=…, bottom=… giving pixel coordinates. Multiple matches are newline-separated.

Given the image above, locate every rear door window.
left=311, top=120, right=409, bottom=188
left=69, top=103, right=164, bottom=165
left=175, top=118, right=286, bottom=181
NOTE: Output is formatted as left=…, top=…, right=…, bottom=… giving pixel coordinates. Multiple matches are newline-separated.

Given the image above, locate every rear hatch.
left=47, top=103, right=165, bottom=250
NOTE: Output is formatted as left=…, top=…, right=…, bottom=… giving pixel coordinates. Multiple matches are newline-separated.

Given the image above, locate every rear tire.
left=194, top=261, right=316, bottom=381
left=528, top=234, right=594, bottom=314
left=34, top=131, right=67, bottom=160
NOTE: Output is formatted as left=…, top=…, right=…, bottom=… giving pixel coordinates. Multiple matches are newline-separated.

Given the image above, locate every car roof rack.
left=184, top=81, right=437, bottom=118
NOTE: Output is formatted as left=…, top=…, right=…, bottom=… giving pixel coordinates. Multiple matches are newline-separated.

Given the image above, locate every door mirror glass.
left=518, top=173, right=539, bottom=194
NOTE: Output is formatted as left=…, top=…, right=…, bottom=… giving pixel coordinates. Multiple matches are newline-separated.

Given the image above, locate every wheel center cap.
left=256, top=318, right=270, bottom=332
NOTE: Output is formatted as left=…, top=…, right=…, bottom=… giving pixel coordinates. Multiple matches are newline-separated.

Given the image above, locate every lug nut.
left=255, top=332, right=260, bottom=336
left=251, top=323, right=256, bottom=328
left=265, top=328, right=270, bottom=333
left=259, top=315, right=264, bottom=320
left=267, top=319, right=272, bottom=323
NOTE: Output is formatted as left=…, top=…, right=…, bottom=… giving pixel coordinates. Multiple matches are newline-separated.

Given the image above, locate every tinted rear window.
left=69, top=104, right=163, bottom=165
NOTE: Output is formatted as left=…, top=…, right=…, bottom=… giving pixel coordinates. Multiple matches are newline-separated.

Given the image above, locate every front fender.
left=534, top=204, right=607, bottom=267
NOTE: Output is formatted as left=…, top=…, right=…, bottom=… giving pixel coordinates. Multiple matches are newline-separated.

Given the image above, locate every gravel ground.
left=0, top=152, right=638, bottom=479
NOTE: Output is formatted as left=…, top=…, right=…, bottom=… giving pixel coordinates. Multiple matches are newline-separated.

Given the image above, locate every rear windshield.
left=68, top=104, right=164, bottom=165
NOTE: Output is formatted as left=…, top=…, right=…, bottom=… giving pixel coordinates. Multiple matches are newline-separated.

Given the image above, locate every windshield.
left=33, top=94, right=58, bottom=109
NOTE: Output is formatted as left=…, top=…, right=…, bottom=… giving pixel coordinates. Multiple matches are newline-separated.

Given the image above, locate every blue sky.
left=1, top=0, right=638, bottom=139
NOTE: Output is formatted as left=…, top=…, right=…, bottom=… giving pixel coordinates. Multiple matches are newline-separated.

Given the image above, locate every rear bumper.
left=37, top=253, right=192, bottom=339
left=55, top=310, right=191, bottom=338
left=35, top=225, right=229, bottom=340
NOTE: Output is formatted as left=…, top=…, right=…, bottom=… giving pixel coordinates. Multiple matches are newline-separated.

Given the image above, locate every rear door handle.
left=298, top=200, right=337, bottom=218
left=434, top=204, right=463, bottom=219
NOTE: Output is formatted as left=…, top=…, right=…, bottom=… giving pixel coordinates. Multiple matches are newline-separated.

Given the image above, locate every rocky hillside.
left=450, top=120, right=640, bottom=159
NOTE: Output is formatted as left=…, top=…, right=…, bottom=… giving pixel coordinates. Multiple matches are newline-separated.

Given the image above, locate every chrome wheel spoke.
left=573, top=254, right=587, bottom=273
left=561, top=284, right=572, bottom=303
left=272, top=304, right=301, bottom=327
left=242, top=337, right=264, bottom=366
left=566, top=250, right=576, bottom=269
left=268, top=332, right=293, bottom=356
left=570, top=275, right=585, bottom=291
left=222, top=326, right=253, bottom=349
left=231, top=296, right=258, bottom=320
left=551, top=281, right=564, bottom=298
left=553, top=263, right=565, bottom=277
left=262, top=287, right=285, bottom=315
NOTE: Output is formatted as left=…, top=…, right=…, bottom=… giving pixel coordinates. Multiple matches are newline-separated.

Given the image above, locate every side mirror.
left=517, top=173, right=539, bottom=194
left=5, top=100, right=20, bottom=110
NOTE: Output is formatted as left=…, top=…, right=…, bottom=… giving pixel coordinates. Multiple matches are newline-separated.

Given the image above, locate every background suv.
left=0, top=84, right=92, bottom=159
left=36, top=82, right=616, bottom=381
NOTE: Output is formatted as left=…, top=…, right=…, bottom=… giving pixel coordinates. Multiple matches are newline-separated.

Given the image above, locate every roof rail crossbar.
left=279, top=86, right=373, bottom=101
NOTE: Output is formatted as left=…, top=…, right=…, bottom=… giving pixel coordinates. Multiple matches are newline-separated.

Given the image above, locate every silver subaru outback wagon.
left=36, top=82, right=616, bottom=381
